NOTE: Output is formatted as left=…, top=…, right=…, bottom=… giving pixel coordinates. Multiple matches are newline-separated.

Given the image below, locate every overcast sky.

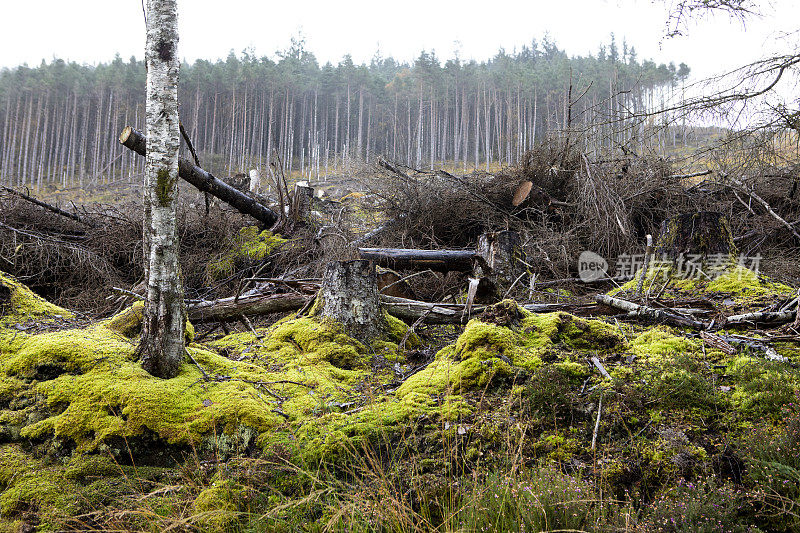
left=1, top=0, right=798, bottom=84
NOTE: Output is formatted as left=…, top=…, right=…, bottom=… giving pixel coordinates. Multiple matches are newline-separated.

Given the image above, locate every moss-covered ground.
left=1, top=268, right=799, bottom=531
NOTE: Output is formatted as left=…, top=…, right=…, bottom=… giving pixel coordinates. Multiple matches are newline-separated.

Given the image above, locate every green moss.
left=609, top=266, right=793, bottom=308
left=104, top=300, right=144, bottom=337
left=520, top=311, right=624, bottom=353
left=206, top=226, right=286, bottom=280
left=193, top=477, right=241, bottom=531
left=0, top=445, right=96, bottom=528
left=396, top=308, right=623, bottom=401
left=383, top=311, right=420, bottom=346
left=155, top=167, right=174, bottom=207
left=726, top=356, right=800, bottom=418
left=0, top=271, right=72, bottom=328
left=707, top=266, right=794, bottom=301
left=105, top=300, right=194, bottom=344
left=628, top=327, right=699, bottom=363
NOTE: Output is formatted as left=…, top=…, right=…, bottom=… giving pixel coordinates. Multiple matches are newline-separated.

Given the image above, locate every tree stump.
left=655, top=212, right=737, bottom=276
left=473, top=230, right=526, bottom=301
left=320, top=260, right=382, bottom=341
left=292, top=183, right=314, bottom=224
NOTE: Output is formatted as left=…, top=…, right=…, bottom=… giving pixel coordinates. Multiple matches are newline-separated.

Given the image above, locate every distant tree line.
left=0, top=36, right=688, bottom=187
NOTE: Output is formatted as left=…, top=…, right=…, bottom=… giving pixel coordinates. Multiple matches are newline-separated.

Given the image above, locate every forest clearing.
left=2, top=0, right=800, bottom=531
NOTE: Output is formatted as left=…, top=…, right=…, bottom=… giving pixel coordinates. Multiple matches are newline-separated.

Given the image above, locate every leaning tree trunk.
left=120, top=126, right=279, bottom=227
left=655, top=212, right=737, bottom=276
left=319, top=260, right=383, bottom=342
left=139, top=0, right=185, bottom=379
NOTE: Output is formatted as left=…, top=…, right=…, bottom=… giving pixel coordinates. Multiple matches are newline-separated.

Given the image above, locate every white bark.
left=140, top=0, right=185, bottom=379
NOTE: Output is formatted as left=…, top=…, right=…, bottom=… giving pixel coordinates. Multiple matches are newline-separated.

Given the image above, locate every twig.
left=669, top=169, right=712, bottom=179
left=502, top=272, right=528, bottom=300
left=400, top=309, right=431, bottom=351
left=591, top=356, right=612, bottom=380
left=634, top=234, right=653, bottom=299
left=379, top=269, right=434, bottom=294
left=186, top=350, right=211, bottom=381
left=179, top=122, right=201, bottom=167
left=591, top=392, right=603, bottom=451
left=239, top=314, right=260, bottom=338
left=111, top=287, right=145, bottom=301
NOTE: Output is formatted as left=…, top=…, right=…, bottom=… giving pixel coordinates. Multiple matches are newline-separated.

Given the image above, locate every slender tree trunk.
left=357, top=87, right=364, bottom=159
left=140, top=0, right=185, bottom=379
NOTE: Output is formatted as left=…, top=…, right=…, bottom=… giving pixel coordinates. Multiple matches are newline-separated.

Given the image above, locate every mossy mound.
left=206, top=226, right=286, bottom=281
left=6, top=273, right=800, bottom=530
left=398, top=303, right=624, bottom=399
left=0, top=272, right=72, bottom=327
left=0, top=276, right=424, bottom=468
left=0, top=443, right=170, bottom=531
left=610, top=266, right=793, bottom=310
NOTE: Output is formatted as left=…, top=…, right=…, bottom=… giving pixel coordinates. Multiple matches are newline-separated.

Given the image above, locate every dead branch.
left=2, top=187, right=94, bottom=227
left=596, top=294, right=707, bottom=330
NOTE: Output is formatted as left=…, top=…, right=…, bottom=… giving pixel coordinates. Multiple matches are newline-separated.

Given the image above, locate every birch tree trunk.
left=140, top=0, right=185, bottom=379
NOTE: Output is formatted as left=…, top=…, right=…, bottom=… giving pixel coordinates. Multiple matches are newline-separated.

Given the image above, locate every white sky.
left=1, top=0, right=798, bottom=84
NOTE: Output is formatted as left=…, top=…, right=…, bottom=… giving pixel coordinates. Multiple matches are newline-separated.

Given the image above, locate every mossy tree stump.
left=320, top=260, right=382, bottom=341
left=655, top=212, right=737, bottom=275
left=473, top=230, right=526, bottom=300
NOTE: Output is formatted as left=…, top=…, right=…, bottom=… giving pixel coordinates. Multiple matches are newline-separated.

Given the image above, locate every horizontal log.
left=359, top=247, right=476, bottom=272
left=725, top=309, right=795, bottom=326
left=188, top=292, right=309, bottom=323
left=380, top=294, right=483, bottom=323
left=596, top=294, right=707, bottom=330
left=119, top=126, right=279, bottom=227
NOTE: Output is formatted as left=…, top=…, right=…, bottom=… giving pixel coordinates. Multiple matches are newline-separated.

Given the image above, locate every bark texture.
left=188, top=292, right=310, bottom=323
left=359, top=247, right=476, bottom=272
left=140, top=0, right=185, bottom=379
left=292, top=183, right=314, bottom=223
left=320, top=260, right=382, bottom=341
left=655, top=212, right=736, bottom=262
left=473, top=230, right=526, bottom=299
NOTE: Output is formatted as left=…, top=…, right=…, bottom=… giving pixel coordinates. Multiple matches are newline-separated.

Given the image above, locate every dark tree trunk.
left=358, top=248, right=475, bottom=272
left=319, top=260, right=382, bottom=342
left=120, top=126, right=279, bottom=227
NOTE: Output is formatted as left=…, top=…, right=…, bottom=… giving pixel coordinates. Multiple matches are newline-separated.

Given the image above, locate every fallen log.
left=358, top=247, right=475, bottom=272
left=188, top=292, right=309, bottom=323
left=353, top=221, right=395, bottom=246
left=380, top=295, right=481, bottom=323
left=596, top=294, right=707, bottom=330
left=725, top=309, right=795, bottom=327
left=119, top=126, right=279, bottom=227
